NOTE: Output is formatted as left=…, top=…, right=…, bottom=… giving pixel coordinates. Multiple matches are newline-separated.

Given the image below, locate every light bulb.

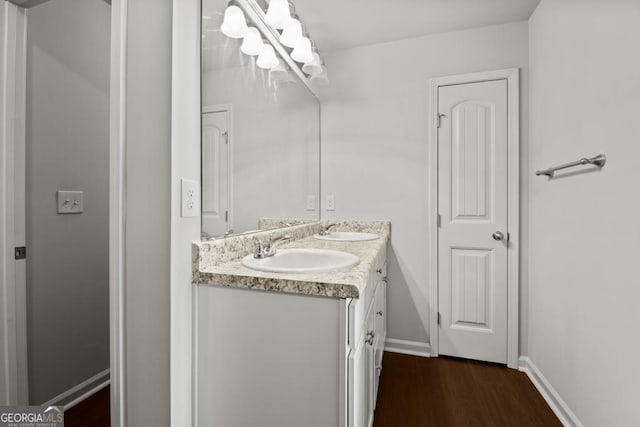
left=264, top=0, right=290, bottom=30
left=220, top=5, right=248, bottom=39
left=302, top=52, right=323, bottom=76
left=257, top=44, right=279, bottom=69
left=291, top=37, right=313, bottom=63
left=240, top=27, right=263, bottom=56
left=279, top=18, right=303, bottom=48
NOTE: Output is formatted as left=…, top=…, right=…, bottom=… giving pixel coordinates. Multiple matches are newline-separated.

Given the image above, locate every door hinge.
left=15, top=246, right=26, bottom=260
left=437, top=213, right=441, bottom=228
left=223, top=131, right=229, bottom=144
left=437, top=312, right=441, bottom=326
left=225, top=211, right=229, bottom=222
left=437, top=113, right=447, bottom=129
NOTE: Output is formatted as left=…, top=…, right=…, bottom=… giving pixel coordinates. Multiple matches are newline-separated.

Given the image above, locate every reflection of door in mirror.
left=202, top=108, right=231, bottom=237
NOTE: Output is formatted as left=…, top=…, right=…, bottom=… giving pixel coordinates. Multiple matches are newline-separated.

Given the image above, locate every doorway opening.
left=1, top=2, right=121, bottom=425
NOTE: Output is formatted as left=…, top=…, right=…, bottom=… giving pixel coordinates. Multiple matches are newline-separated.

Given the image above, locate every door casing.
left=427, top=68, right=520, bottom=369
left=0, top=0, right=28, bottom=406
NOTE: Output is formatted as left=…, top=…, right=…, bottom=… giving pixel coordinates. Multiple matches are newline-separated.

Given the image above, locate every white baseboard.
left=41, top=368, right=110, bottom=410
left=518, top=357, right=583, bottom=427
left=384, top=338, right=431, bottom=357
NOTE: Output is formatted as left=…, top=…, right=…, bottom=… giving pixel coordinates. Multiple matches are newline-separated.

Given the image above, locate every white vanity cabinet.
left=348, top=259, right=387, bottom=427
left=196, top=248, right=387, bottom=427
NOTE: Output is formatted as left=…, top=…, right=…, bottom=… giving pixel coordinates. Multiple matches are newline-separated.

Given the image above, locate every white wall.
left=124, top=0, right=172, bottom=425
left=528, top=1, right=640, bottom=425
left=321, top=21, right=529, bottom=350
left=170, top=0, right=201, bottom=425
left=25, top=0, right=110, bottom=404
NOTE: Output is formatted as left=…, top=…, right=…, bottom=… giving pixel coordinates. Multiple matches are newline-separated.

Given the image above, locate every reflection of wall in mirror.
left=201, top=66, right=320, bottom=234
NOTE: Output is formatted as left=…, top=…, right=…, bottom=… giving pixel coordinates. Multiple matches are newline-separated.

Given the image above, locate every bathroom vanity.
left=198, top=7, right=368, bottom=423
left=193, top=220, right=389, bottom=427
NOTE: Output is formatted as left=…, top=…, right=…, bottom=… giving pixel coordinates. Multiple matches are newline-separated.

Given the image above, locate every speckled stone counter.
left=192, top=220, right=390, bottom=299
left=257, top=218, right=317, bottom=230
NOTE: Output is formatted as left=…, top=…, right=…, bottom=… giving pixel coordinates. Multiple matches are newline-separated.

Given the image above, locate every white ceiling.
left=291, top=0, right=541, bottom=51
left=202, top=0, right=541, bottom=70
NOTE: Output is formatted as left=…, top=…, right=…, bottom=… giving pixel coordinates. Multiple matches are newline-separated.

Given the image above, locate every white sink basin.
left=313, top=232, right=380, bottom=242
left=242, top=248, right=359, bottom=273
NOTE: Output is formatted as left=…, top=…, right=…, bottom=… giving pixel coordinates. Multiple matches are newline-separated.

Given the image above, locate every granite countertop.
left=193, top=220, right=390, bottom=299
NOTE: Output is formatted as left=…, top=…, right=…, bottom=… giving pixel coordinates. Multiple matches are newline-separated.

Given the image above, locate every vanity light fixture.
left=262, top=1, right=325, bottom=78
left=220, top=5, right=248, bottom=38
left=241, top=27, right=264, bottom=56
left=279, top=16, right=303, bottom=48
left=302, top=51, right=323, bottom=76
left=217, top=0, right=328, bottom=90
left=291, top=36, right=313, bottom=63
left=257, top=44, right=279, bottom=69
left=264, top=0, right=290, bottom=30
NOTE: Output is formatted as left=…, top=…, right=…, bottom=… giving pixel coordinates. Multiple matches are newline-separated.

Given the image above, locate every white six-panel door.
left=437, top=79, right=508, bottom=364
left=201, top=111, right=230, bottom=237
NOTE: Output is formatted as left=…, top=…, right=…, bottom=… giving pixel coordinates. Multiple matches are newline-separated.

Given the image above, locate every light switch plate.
left=326, top=195, right=335, bottom=211
left=306, top=195, right=316, bottom=211
left=57, top=191, right=84, bottom=214
left=181, top=179, right=200, bottom=218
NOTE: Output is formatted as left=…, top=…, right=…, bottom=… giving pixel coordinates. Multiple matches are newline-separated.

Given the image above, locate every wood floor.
left=59, top=355, right=560, bottom=427
left=64, top=386, right=110, bottom=427
left=374, top=352, right=562, bottom=427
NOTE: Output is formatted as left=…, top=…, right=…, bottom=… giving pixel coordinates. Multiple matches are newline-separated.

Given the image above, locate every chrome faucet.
left=318, top=223, right=338, bottom=236
left=254, top=235, right=291, bottom=259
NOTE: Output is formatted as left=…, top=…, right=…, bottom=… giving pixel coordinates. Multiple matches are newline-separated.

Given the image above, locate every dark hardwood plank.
left=64, top=386, right=110, bottom=427
left=374, top=353, right=562, bottom=427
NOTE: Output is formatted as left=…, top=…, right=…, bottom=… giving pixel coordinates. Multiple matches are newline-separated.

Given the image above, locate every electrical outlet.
left=181, top=179, right=200, bottom=218
left=326, top=195, right=335, bottom=211
left=57, top=191, right=84, bottom=214
left=306, top=195, right=316, bottom=211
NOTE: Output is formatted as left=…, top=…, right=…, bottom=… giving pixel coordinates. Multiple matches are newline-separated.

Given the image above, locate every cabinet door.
left=373, top=278, right=387, bottom=400
left=377, top=276, right=387, bottom=365
left=349, top=331, right=366, bottom=427
left=365, top=307, right=376, bottom=427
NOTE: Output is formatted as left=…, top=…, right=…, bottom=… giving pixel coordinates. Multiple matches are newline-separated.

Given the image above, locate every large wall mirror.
left=201, top=0, right=321, bottom=238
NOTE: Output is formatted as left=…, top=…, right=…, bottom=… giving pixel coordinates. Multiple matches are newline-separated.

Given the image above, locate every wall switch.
left=306, top=195, right=316, bottom=211
left=181, top=179, right=200, bottom=218
left=57, top=191, right=84, bottom=214
left=326, top=195, right=335, bottom=211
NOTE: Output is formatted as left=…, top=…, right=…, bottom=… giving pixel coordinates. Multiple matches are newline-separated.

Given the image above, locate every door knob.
left=492, top=231, right=505, bottom=241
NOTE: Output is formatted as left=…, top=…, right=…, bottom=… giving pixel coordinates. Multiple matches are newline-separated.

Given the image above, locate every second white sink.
left=314, top=232, right=379, bottom=242
left=242, top=248, right=359, bottom=274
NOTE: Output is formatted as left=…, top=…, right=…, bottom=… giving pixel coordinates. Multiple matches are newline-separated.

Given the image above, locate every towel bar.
left=535, top=154, right=606, bottom=177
